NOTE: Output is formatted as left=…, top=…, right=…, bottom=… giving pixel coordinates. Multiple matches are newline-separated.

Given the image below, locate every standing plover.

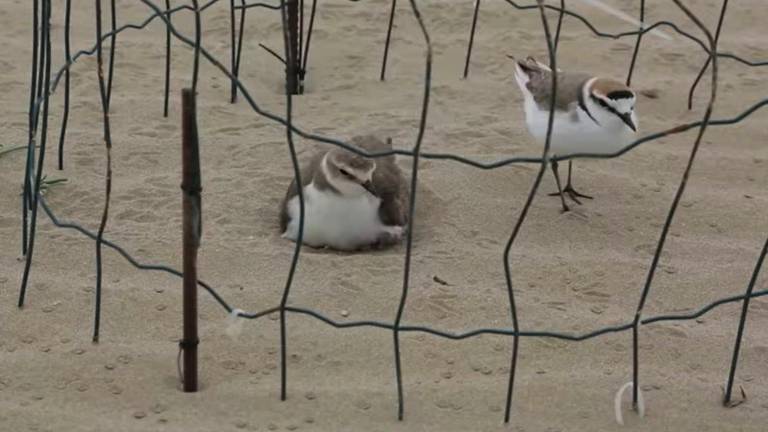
left=512, top=56, right=638, bottom=212
left=279, top=135, right=409, bottom=251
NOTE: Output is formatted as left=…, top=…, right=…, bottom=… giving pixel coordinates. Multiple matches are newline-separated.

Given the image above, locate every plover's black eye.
left=339, top=168, right=352, bottom=178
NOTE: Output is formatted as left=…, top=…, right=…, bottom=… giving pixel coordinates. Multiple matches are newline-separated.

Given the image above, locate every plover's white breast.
left=282, top=183, right=385, bottom=250
left=523, top=97, right=635, bottom=157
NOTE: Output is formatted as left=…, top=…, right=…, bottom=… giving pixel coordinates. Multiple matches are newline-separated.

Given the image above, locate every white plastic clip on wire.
left=615, top=381, right=645, bottom=425
left=225, top=308, right=245, bottom=340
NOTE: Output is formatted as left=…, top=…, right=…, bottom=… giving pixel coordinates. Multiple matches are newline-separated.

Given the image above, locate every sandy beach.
left=1, top=1, right=767, bottom=431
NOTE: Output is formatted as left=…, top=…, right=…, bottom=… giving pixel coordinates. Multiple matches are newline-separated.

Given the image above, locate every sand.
left=1, top=1, right=767, bottom=431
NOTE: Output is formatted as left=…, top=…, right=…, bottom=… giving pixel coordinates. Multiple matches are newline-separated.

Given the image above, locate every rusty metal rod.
left=181, top=87, right=202, bottom=392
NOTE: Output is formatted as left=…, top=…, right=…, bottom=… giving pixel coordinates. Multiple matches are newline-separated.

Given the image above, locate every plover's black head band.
left=590, top=94, right=636, bottom=131
left=606, top=90, right=635, bottom=100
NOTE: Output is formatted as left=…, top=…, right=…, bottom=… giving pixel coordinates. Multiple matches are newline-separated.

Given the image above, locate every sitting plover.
left=279, top=135, right=409, bottom=251
left=512, top=56, right=638, bottom=212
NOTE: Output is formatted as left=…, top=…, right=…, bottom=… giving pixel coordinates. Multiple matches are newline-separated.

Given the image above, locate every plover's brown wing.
left=279, top=151, right=324, bottom=232
left=516, top=57, right=551, bottom=105
left=350, top=134, right=396, bottom=164
left=518, top=58, right=591, bottom=112
left=531, top=72, right=593, bottom=112
left=372, top=155, right=410, bottom=227
left=348, top=134, right=408, bottom=225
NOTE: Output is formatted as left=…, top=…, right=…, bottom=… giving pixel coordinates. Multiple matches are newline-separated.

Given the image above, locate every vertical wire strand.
left=687, top=0, right=729, bottom=110
left=299, top=0, right=318, bottom=89
left=631, top=0, right=718, bottom=408
left=553, top=0, right=565, bottom=53
left=463, top=0, right=481, bottom=79
left=19, top=0, right=52, bottom=308
left=502, top=0, right=557, bottom=422
left=392, top=0, right=432, bottom=420
left=163, top=0, right=172, bottom=116
left=57, top=0, right=73, bottom=171
left=106, top=0, right=117, bottom=109
left=229, top=0, right=237, bottom=102
left=22, top=0, right=41, bottom=256
left=233, top=0, right=248, bottom=102
left=626, top=0, right=645, bottom=86
left=34, top=3, right=47, bottom=107
left=286, top=0, right=300, bottom=94
left=278, top=0, right=304, bottom=402
left=93, top=0, right=116, bottom=343
left=192, top=0, right=201, bottom=93
left=723, top=237, right=768, bottom=405
left=298, top=0, right=304, bottom=92
left=29, top=0, right=49, bottom=239
left=380, top=0, right=397, bottom=81
left=723, top=238, right=768, bottom=406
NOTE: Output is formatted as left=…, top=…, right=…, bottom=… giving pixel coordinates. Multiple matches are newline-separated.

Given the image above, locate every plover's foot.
left=549, top=184, right=593, bottom=205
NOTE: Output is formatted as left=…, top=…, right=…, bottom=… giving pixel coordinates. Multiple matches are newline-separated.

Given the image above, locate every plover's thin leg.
left=564, top=161, right=593, bottom=201
left=549, top=160, right=570, bottom=212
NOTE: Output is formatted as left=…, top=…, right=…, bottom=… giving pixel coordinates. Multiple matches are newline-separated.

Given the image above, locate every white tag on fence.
left=614, top=381, right=645, bottom=425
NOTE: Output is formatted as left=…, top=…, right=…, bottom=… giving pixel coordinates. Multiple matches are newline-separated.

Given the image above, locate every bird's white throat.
left=282, top=183, right=385, bottom=250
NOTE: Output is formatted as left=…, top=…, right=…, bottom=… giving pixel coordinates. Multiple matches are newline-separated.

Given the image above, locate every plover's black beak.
left=361, top=180, right=377, bottom=197
left=620, top=113, right=637, bottom=132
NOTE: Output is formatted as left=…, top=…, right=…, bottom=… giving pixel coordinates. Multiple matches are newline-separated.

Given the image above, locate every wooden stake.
left=181, top=88, right=201, bottom=392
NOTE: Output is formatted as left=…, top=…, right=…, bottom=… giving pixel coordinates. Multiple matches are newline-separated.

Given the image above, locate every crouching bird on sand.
left=279, top=135, right=409, bottom=251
